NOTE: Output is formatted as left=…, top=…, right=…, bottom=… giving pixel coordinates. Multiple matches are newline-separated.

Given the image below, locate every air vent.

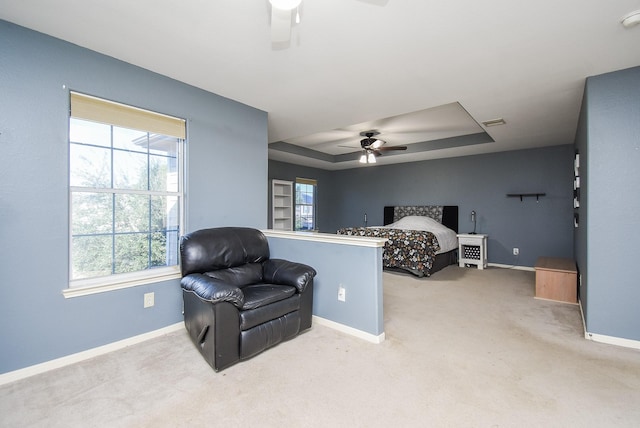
left=481, top=118, right=506, bottom=127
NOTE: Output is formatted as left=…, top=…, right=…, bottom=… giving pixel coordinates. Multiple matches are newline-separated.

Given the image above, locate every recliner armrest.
left=181, top=273, right=244, bottom=308
left=262, top=259, right=317, bottom=293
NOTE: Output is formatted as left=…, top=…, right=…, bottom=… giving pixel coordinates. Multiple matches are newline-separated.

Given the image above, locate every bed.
left=337, top=205, right=459, bottom=277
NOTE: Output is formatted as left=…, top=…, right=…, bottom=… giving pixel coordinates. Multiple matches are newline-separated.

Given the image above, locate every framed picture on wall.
left=574, top=151, right=580, bottom=222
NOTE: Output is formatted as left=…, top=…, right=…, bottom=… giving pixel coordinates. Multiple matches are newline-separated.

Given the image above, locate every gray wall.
left=271, top=145, right=575, bottom=267
left=575, top=66, right=640, bottom=341
left=0, top=21, right=268, bottom=374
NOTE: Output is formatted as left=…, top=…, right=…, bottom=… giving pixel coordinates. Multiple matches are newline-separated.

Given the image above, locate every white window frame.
left=295, top=178, right=317, bottom=231
left=64, top=92, right=186, bottom=298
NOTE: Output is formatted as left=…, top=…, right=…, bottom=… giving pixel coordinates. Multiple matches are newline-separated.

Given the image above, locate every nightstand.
left=457, top=234, right=488, bottom=270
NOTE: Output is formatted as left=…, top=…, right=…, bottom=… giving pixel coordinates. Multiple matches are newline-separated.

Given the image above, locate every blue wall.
left=267, top=235, right=384, bottom=337
left=575, top=66, right=640, bottom=341
left=0, top=20, right=268, bottom=374
left=270, top=145, right=575, bottom=267
left=268, top=161, right=332, bottom=229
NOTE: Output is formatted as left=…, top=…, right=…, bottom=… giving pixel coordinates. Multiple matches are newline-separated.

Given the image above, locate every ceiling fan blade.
left=370, top=139, right=386, bottom=149
left=271, top=7, right=292, bottom=43
left=377, top=145, right=407, bottom=151
left=357, top=0, right=390, bottom=5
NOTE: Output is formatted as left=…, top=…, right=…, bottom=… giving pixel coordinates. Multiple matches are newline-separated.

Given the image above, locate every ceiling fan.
left=269, top=0, right=390, bottom=43
left=358, top=131, right=407, bottom=164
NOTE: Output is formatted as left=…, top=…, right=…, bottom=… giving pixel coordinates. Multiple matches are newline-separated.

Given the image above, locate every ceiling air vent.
left=481, top=118, right=506, bottom=127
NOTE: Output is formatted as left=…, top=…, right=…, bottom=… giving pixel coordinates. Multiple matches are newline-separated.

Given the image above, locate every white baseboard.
left=585, top=331, right=640, bottom=350
left=312, top=316, right=385, bottom=344
left=488, top=263, right=535, bottom=271
left=579, top=300, right=640, bottom=350
left=579, top=299, right=588, bottom=334
left=0, top=322, right=184, bottom=387
left=1, top=317, right=382, bottom=385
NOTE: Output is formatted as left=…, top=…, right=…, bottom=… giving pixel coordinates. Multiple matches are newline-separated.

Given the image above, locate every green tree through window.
left=69, top=94, right=184, bottom=286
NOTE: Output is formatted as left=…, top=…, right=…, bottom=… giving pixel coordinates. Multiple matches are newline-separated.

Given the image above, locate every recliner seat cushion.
left=205, top=263, right=263, bottom=287
left=241, top=284, right=296, bottom=310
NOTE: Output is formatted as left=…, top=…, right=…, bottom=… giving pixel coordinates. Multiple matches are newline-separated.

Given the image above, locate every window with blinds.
left=68, top=92, right=186, bottom=293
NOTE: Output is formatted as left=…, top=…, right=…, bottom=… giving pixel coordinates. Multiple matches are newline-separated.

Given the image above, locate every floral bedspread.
left=336, top=227, right=440, bottom=277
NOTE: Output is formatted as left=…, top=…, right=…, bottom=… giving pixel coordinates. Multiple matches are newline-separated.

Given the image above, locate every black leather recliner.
left=179, top=227, right=316, bottom=371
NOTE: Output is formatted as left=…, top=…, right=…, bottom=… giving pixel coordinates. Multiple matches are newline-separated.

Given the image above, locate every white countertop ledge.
left=262, top=230, right=387, bottom=248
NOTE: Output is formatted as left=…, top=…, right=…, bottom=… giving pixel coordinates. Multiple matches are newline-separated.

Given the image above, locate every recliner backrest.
left=180, top=227, right=270, bottom=276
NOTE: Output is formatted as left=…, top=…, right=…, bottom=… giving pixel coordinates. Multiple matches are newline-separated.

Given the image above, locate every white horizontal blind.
left=70, top=92, right=186, bottom=139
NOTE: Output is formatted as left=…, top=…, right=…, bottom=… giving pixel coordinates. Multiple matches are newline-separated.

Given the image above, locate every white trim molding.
left=585, top=331, right=640, bottom=350
left=312, top=315, right=385, bottom=344
left=579, top=300, right=640, bottom=350
left=262, top=229, right=387, bottom=248
left=64, top=269, right=181, bottom=298
left=0, top=322, right=184, bottom=387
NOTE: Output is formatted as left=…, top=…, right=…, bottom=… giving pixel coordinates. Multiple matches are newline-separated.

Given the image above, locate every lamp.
left=359, top=153, right=367, bottom=163
left=470, top=210, right=476, bottom=234
left=368, top=152, right=376, bottom=163
left=269, top=0, right=301, bottom=10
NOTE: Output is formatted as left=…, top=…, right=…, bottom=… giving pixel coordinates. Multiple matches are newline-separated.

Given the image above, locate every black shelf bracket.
left=506, top=193, right=546, bottom=202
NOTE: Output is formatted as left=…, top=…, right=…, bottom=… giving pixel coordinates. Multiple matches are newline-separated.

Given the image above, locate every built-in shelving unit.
left=272, top=179, right=293, bottom=231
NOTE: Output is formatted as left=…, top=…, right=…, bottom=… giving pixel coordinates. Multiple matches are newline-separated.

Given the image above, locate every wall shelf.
left=507, top=193, right=546, bottom=202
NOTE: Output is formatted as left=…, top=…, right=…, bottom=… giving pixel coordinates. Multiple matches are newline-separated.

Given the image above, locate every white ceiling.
left=2, top=0, right=640, bottom=170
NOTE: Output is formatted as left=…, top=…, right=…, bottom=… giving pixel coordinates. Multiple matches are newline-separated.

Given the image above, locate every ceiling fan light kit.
left=359, top=151, right=377, bottom=164
left=269, top=0, right=301, bottom=10
left=621, top=10, right=640, bottom=28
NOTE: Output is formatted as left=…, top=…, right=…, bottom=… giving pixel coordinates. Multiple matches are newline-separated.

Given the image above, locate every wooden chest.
left=534, top=257, right=577, bottom=304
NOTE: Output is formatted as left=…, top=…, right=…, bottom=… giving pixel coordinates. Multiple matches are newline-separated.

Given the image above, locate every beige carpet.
left=1, top=267, right=639, bottom=427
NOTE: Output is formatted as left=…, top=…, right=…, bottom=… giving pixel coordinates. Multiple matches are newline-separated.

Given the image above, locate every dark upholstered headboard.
left=383, top=205, right=459, bottom=233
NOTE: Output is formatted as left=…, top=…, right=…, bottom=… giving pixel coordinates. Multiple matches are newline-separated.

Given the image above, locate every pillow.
left=387, top=215, right=459, bottom=253
left=390, top=215, right=443, bottom=231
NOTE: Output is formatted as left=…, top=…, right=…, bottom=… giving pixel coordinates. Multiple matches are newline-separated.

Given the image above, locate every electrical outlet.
left=144, top=292, right=155, bottom=308
left=513, top=248, right=519, bottom=256
left=338, top=286, right=346, bottom=302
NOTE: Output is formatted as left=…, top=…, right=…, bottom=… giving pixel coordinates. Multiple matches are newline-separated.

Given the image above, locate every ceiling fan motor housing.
left=360, top=131, right=379, bottom=148
left=361, top=137, right=376, bottom=149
